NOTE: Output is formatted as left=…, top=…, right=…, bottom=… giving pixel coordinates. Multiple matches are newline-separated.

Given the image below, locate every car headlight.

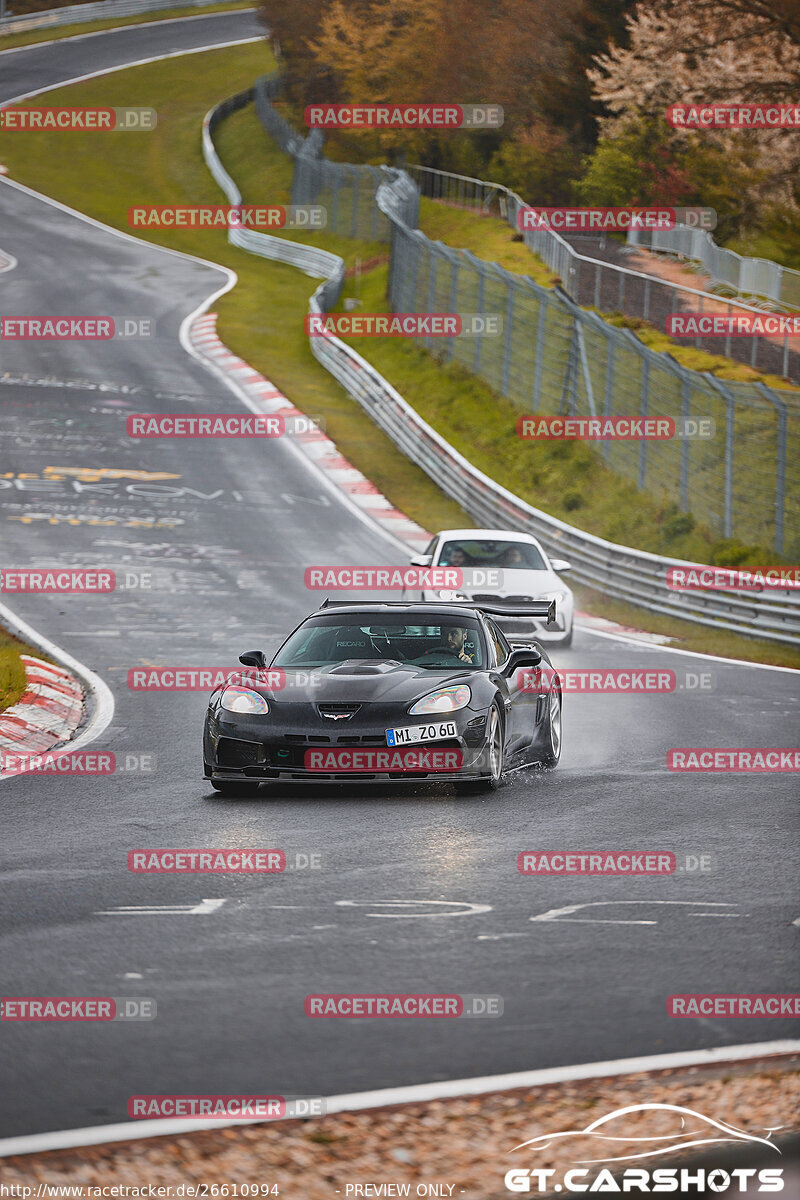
left=220, top=686, right=269, bottom=715
left=410, top=685, right=471, bottom=715
left=542, top=590, right=568, bottom=603
left=437, top=590, right=467, bottom=601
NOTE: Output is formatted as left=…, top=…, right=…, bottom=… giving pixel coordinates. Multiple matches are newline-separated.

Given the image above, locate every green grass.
left=0, top=628, right=53, bottom=712
left=0, top=0, right=255, bottom=52
left=1, top=49, right=796, bottom=668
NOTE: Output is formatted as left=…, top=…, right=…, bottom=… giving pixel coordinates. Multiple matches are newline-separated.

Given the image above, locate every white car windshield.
left=437, top=539, right=547, bottom=570
left=273, top=617, right=484, bottom=669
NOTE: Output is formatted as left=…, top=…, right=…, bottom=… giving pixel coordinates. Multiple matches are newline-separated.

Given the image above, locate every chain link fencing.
left=629, top=223, right=800, bottom=311
left=249, top=75, right=798, bottom=559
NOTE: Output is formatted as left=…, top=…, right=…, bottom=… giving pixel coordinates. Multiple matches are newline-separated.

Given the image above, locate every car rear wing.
left=464, top=600, right=557, bottom=625
left=318, top=598, right=557, bottom=624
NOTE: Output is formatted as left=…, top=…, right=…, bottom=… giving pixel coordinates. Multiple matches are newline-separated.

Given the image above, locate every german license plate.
left=386, top=721, right=457, bottom=746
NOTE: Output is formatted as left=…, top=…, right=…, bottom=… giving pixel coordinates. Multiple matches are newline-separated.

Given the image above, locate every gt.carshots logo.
left=505, top=1103, right=785, bottom=1193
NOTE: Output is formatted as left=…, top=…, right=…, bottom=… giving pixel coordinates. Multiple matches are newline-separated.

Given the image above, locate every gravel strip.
left=2, top=1059, right=798, bottom=1198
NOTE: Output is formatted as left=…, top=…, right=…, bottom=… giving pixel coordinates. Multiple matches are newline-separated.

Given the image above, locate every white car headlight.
left=542, top=590, right=568, bottom=603
left=410, top=685, right=471, bottom=715
left=220, top=686, right=269, bottom=715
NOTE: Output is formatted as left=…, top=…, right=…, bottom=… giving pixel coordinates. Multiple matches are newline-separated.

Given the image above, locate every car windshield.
left=437, top=539, right=547, bottom=570
left=273, top=615, right=484, bottom=669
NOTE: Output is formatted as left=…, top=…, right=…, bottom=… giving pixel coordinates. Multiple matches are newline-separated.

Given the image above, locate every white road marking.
left=96, top=899, right=226, bottom=915
left=529, top=900, right=738, bottom=926
left=1, top=1042, right=797, bottom=1158
left=335, top=899, right=493, bottom=918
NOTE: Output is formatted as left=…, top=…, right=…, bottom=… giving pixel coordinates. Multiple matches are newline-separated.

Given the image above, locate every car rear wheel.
left=537, top=688, right=562, bottom=768
left=210, top=778, right=262, bottom=796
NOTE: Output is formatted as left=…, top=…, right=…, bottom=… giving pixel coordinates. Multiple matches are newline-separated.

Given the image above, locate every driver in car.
left=444, top=626, right=473, bottom=663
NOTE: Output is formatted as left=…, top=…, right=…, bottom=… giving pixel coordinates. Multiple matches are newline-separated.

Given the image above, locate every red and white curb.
left=188, top=312, right=433, bottom=554
left=0, top=654, right=84, bottom=761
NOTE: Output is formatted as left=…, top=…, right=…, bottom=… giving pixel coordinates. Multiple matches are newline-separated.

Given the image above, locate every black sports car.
left=203, top=600, right=562, bottom=794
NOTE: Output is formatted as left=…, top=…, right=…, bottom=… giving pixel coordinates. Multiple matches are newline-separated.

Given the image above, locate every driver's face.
left=445, top=627, right=466, bottom=651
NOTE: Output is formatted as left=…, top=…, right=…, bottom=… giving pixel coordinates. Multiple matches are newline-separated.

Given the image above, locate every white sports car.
left=409, top=528, right=575, bottom=647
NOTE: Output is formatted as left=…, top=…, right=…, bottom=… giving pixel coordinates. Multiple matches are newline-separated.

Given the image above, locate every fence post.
left=501, top=285, right=515, bottom=396
left=755, top=383, right=787, bottom=555
left=602, top=338, right=615, bottom=461
left=638, top=358, right=650, bottom=490
left=533, top=299, right=547, bottom=412
left=474, top=266, right=485, bottom=375
left=446, top=253, right=460, bottom=363
left=680, top=376, right=691, bottom=512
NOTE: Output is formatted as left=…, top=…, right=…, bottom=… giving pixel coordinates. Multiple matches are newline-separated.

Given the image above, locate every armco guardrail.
left=629, top=223, right=800, bottom=311
left=0, top=0, right=244, bottom=34
left=202, top=94, right=800, bottom=646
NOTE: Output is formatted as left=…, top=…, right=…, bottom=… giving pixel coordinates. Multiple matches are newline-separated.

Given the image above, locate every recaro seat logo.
left=505, top=1103, right=785, bottom=1193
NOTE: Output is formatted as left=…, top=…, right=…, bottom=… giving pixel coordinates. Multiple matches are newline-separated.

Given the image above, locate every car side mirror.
left=501, top=646, right=542, bottom=677
left=410, top=554, right=432, bottom=567
left=551, top=559, right=572, bottom=573
left=239, top=650, right=268, bottom=669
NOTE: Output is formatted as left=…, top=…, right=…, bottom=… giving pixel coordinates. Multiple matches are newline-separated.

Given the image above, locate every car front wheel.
left=537, top=688, right=562, bottom=768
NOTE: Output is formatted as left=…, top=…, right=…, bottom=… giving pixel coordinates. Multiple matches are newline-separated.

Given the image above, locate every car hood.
left=263, top=660, right=474, bottom=704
